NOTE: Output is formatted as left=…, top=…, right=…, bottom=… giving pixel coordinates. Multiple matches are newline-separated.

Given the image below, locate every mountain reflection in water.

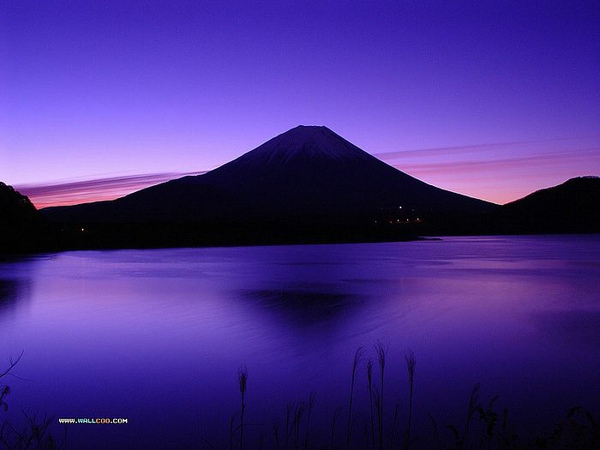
left=0, top=236, right=599, bottom=449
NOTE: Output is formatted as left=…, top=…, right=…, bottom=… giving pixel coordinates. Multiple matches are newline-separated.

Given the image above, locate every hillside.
left=41, top=126, right=498, bottom=247
left=0, top=183, right=45, bottom=254
left=483, top=177, right=600, bottom=234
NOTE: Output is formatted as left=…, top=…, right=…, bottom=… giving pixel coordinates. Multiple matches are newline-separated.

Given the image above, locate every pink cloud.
left=375, top=137, right=600, bottom=204
left=374, top=135, right=600, bottom=161
left=16, top=172, right=204, bottom=209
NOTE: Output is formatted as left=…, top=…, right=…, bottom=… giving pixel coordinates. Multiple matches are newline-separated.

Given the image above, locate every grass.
left=2, top=349, right=598, bottom=449
left=222, top=345, right=599, bottom=450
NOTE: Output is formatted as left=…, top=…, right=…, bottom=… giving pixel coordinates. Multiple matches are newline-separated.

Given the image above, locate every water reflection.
left=0, top=279, right=29, bottom=319
left=534, top=309, right=600, bottom=350
left=240, top=286, right=366, bottom=326
left=0, top=237, right=599, bottom=449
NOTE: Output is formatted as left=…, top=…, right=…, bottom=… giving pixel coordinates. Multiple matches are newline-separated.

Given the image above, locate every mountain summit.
left=182, top=125, right=495, bottom=218
left=43, top=126, right=497, bottom=247
left=218, top=125, right=378, bottom=167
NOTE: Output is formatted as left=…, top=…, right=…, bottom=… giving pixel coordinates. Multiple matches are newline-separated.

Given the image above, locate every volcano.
left=42, top=126, right=497, bottom=247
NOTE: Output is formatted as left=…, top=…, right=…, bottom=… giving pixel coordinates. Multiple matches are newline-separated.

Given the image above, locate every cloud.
left=374, top=135, right=600, bottom=162
left=13, top=135, right=600, bottom=209
left=391, top=149, right=600, bottom=177
left=374, top=137, right=600, bottom=204
left=15, top=172, right=204, bottom=209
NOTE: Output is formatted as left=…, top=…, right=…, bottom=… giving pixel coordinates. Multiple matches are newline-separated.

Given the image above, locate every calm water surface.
left=1, top=235, right=599, bottom=448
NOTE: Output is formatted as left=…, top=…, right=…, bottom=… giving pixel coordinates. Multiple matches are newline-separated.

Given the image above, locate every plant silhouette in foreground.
left=534, top=406, right=600, bottom=450
left=375, top=341, right=387, bottom=450
left=0, top=352, right=66, bottom=450
left=238, top=365, right=248, bottom=450
left=224, top=345, right=599, bottom=450
left=345, top=346, right=364, bottom=450
left=366, top=358, right=375, bottom=450
left=404, top=349, right=416, bottom=450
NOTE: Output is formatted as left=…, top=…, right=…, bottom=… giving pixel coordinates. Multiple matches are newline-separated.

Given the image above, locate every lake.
left=1, top=235, right=599, bottom=449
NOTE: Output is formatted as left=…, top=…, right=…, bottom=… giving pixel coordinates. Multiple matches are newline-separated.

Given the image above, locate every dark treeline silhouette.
left=2, top=176, right=599, bottom=254
left=2, top=126, right=599, bottom=253
left=0, top=182, right=48, bottom=254
left=36, top=126, right=495, bottom=250
left=479, top=176, right=600, bottom=235
left=3, top=177, right=600, bottom=253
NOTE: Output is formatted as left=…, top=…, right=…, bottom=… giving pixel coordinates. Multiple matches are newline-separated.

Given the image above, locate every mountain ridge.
left=3, top=124, right=598, bottom=252
left=482, top=176, right=600, bottom=234
left=211, top=125, right=381, bottom=167
left=43, top=126, right=496, bottom=228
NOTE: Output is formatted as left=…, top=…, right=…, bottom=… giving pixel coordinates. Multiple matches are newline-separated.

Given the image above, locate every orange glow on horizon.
left=15, top=172, right=203, bottom=210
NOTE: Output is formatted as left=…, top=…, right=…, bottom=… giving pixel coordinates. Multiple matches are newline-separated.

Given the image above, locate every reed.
left=285, top=402, right=293, bottom=450
left=375, top=341, right=387, bottom=450
left=0, top=351, right=23, bottom=413
left=229, top=414, right=236, bottom=450
left=477, top=395, right=499, bottom=448
left=224, top=349, right=598, bottom=449
left=273, top=423, right=280, bottom=449
left=331, top=406, right=343, bottom=449
left=404, top=349, right=416, bottom=450
left=345, top=346, right=364, bottom=450
left=461, top=383, right=481, bottom=449
left=238, top=365, right=248, bottom=450
left=304, top=392, right=316, bottom=450
left=367, top=358, right=375, bottom=450
left=1, top=352, right=66, bottom=450
left=293, top=402, right=305, bottom=449
left=389, top=400, right=400, bottom=450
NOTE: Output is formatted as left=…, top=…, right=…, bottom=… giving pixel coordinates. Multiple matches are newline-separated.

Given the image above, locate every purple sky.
left=2, top=1, right=599, bottom=208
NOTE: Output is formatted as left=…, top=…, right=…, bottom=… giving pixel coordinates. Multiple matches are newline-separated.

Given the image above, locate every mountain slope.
left=194, top=125, right=495, bottom=218
left=43, top=125, right=496, bottom=227
left=39, top=125, right=506, bottom=247
left=484, top=176, right=600, bottom=234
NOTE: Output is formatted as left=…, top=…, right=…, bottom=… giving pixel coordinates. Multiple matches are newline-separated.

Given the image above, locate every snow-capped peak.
left=230, top=125, right=377, bottom=166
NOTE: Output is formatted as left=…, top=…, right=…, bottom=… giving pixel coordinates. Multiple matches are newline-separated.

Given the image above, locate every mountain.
left=44, top=126, right=494, bottom=222
left=41, top=126, right=498, bottom=247
left=0, top=183, right=45, bottom=253
left=483, top=176, right=600, bottom=234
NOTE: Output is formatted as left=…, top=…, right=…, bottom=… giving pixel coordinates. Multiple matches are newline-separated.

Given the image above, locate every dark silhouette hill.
left=0, top=183, right=46, bottom=253
left=41, top=126, right=498, bottom=247
left=482, top=176, right=600, bottom=234
left=43, top=126, right=495, bottom=221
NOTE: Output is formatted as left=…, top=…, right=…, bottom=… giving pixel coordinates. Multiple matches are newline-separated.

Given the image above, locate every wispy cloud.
left=375, top=137, right=600, bottom=204
left=373, top=135, right=600, bottom=161
left=16, top=172, right=204, bottom=209
left=390, top=149, right=600, bottom=177
left=13, top=136, right=600, bottom=209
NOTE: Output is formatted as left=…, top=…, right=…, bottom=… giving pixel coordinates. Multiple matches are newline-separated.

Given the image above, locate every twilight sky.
left=2, top=0, right=599, bottom=208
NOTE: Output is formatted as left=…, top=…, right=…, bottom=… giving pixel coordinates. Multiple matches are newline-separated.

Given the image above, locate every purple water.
left=1, top=235, right=599, bottom=448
